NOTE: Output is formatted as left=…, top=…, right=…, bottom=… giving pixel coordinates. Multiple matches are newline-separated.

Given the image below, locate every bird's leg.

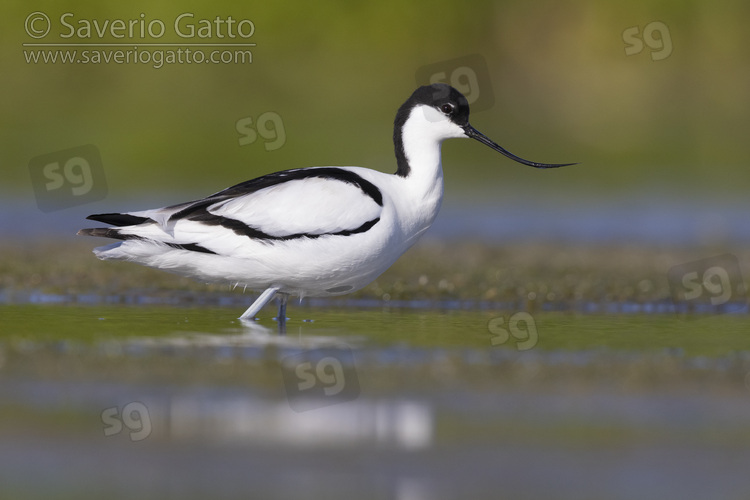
left=276, top=293, right=289, bottom=335
left=239, top=287, right=279, bottom=321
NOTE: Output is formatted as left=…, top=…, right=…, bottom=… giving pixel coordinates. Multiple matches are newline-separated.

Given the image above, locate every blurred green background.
left=3, top=0, right=750, bottom=205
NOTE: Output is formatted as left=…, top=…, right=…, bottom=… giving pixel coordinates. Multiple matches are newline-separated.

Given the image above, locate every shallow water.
left=2, top=301, right=750, bottom=499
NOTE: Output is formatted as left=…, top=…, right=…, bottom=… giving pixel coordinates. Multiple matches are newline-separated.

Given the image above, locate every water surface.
left=2, top=302, right=750, bottom=499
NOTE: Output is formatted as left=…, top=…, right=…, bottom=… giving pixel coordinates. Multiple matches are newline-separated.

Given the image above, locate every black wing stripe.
left=78, top=227, right=216, bottom=254
left=190, top=213, right=380, bottom=241
left=169, top=167, right=383, bottom=223
left=164, top=242, right=218, bottom=254
left=86, top=213, right=154, bottom=227
left=77, top=227, right=128, bottom=239
left=332, top=217, right=380, bottom=237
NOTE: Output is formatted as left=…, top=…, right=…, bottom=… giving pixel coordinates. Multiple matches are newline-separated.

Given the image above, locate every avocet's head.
left=394, top=83, right=574, bottom=176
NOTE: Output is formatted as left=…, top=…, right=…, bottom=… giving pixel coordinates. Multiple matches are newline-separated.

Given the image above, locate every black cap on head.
left=400, top=84, right=471, bottom=127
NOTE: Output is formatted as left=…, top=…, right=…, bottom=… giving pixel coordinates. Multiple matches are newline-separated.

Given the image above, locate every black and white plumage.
left=79, top=84, right=573, bottom=328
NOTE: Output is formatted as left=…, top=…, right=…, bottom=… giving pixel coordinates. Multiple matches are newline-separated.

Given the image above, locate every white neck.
left=393, top=107, right=452, bottom=240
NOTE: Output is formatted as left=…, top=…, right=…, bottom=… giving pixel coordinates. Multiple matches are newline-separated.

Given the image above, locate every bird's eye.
left=440, top=103, right=454, bottom=114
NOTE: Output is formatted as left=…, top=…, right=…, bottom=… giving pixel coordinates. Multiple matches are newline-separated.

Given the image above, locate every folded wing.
left=79, top=168, right=384, bottom=255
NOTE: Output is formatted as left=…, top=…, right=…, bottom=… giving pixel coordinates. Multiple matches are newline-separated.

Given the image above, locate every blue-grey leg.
left=276, top=293, right=289, bottom=334
left=239, top=287, right=279, bottom=321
